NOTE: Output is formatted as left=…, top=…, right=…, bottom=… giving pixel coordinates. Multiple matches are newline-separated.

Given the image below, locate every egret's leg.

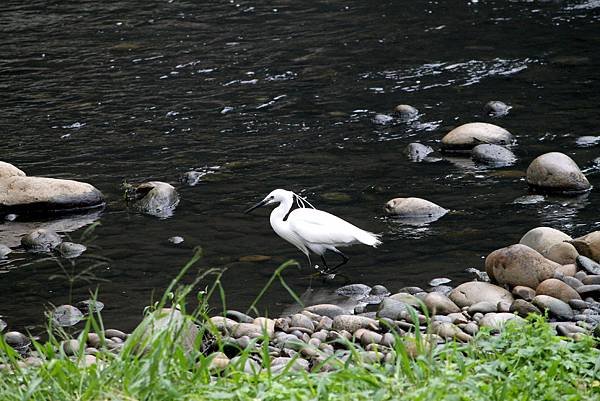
left=325, top=250, right=349, bottom=274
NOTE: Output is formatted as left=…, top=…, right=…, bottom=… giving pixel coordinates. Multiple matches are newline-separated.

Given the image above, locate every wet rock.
left=125, top=181, right=179, bottom=218
left=384, top=197, right=447, bottom=219
left=429, top=278, right=451, bottom=287
left=4, top=331, right=31, bottom=351
left=526, top=152, right=591, bottom=194
left=519, top=227, right=572, bottom=256
left=394, top=104, right=419, bottom=120
left=423, top=292, right=460, bottom=315
left=56, top=241, right=87, bottom=258
left=576, top=254, right=600, bottom=274
left=471, top=144, right=516, bottom=166
left=513, top=194, right=545, bottom=205
left=0, top=161, right=26, bottom=178
left=510, top=299, right=542, bottom=317
left=485, top=244, right=560, bottom=288
left=483, top=100, right=511, bottom=117
left=449, top=282, right=514, bottom=307
left=464, top=268, right=490, bottom=282
left=78, top=299, right=104, bottom=314
left=545, top=242, right=578, bottom=265
left=512, top=285, right=536, bottom=301
left=377, top=298, right=411, bottom=320
left=441, top=122, right=514, bottom=153
left=21, top=228, right=62, bottom=252
left=478, top=313, right=526, bottom=330
left=404, top=143, right=434, bottom=162
left=371, top=285, right=390, bottom=296
left=336, top=284, right=371, bottom=299
left=398, top=286, right=425, bottom=295
left=536, top=279, right=581, bottom=303
left=105, top=329, right=127, bottom=340
left=372, top=113, right=394, bottom=125
left=532, top=295, right=574, bottom=320
left=332, top=315, right=378, bottom=333
left=576, top=285, right=600, bottom=298
left=0, top=244, right=11, bottom=258
left=52, top=305, right=84, bottom=327
left=168, top=236, right=184, bottom=245
left=181, top=171, right=203, bottom=186
left=575, top=136, right=600, bottom=147
left=468, top=301, right=498, bottom=314
left=0, top=172, right=104, bottom=214
left=0, top=319, right=6, bottom=332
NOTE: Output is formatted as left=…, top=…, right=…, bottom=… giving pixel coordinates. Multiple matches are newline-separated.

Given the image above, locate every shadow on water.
left=0, top=0, right=599, bottom=331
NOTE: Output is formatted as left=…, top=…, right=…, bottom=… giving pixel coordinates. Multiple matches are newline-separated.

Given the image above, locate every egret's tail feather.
left=356, top=230, right=382, bottom=247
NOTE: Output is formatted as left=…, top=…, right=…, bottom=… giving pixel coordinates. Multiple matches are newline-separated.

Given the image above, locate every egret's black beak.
left=244, top=198, right=268, bottom=214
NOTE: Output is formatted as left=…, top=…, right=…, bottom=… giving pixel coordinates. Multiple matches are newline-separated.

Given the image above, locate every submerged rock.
left=52, top=305, right=84, bottom=327
left=404, top=143, right=435, bottom=162
left=21, top=228, right=62, bottom=252
left=0, top=244, right=11, bottom=258
left=372, top=114, right=394, bottom=125
left=471, top=144, right=516, bottom=166
left=575, top=136, right=600, bottom=148
left=441, top=122, right=514, bottom=153
left=181, top=171, right=204, bottom=186
left=384, top=197, right=447, bottom=219
left=56, top=241, right=87, bottom=258
left=483, top=100, right=511, bottom=117
left=394, top=104, right=419, bottom=120
left=125, top=181, right=180, bottom=218
left=526, top=152, right=591, bottom=194
left=485, top=244, right=560, bottom=288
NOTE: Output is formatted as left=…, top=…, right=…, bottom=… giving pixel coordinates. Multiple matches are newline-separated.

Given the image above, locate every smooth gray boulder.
left=0, top=175, right=104, bottom=214
left=471, top=144, right=516, bottom=166
left=441, top=123, right=514, bottom=153
left=394, top=104, right=419, bottom=120
left=384, top=197, right=447, bottom=219
left=449, top=282, right=514, bottom=307
left=532, top=295, right=574, bottom=320
left=125, top=181, right=179, bottom=218
left=526, top=152, right=590, bottom=194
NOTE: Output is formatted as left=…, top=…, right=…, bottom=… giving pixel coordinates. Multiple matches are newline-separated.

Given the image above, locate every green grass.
left=1, top=255, right=599, bottom=401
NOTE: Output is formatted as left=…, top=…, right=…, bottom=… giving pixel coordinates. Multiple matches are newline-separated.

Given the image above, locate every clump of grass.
left=1, top=253, right=599, bottom=401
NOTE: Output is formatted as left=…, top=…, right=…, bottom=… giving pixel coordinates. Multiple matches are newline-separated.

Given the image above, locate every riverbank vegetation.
left=1, top=256, right=599, bottom=401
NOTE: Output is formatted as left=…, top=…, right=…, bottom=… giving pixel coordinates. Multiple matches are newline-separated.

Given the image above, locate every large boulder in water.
left=526, top=152, right=590, bottom=194
left=125, top=181, right=179, bottom=218
left=384, top=197, right=447, bottom=218
left=441, top=123, right=514, bottom=153
left=0, top=161, right=26, bottom=178
left=0, top=173, right=104, bottom=215
left=485, top=244, right=561, bottom=288
left=471, top=144, right=516, bottom=166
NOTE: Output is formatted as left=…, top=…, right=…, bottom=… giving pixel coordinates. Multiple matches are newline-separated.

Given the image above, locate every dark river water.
left=1, top=0, right=599, bottom=333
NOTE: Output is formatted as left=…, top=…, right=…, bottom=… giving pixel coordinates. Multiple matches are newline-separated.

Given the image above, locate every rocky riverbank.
left=2, top=225, right=599, bottom=373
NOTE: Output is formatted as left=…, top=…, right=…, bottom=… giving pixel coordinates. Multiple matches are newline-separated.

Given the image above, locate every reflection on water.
left=0, top=0, right=599, bottom=332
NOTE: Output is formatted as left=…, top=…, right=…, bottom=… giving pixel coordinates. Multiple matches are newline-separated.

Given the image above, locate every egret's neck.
left=269, top=195, right=294, bottom=226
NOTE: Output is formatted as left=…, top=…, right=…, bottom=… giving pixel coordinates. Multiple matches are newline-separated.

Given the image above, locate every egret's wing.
left=288, top=208, right=366, bottom=246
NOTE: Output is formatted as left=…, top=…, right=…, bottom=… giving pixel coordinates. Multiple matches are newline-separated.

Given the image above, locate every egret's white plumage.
left=245, top=189, right=381, bottom=274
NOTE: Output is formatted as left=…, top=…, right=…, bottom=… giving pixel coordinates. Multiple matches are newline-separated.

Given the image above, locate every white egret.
left=245, top=189, right=381, bottom=275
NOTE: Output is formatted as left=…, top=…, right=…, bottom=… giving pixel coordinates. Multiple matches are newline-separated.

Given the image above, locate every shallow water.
left=1, top=0, right=599, bottom=332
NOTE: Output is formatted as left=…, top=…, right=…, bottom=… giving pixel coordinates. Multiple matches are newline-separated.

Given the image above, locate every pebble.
left=483, top=100, right=511, bottom=117
left=168, top=236, right=185, bottom=244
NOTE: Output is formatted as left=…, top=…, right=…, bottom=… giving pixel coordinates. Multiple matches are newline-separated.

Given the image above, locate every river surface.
left=1, top=0, right=599, bottom=332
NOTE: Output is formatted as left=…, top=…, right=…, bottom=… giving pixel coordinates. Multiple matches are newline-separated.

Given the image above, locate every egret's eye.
left=270, top=196, right=275, bottom=200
